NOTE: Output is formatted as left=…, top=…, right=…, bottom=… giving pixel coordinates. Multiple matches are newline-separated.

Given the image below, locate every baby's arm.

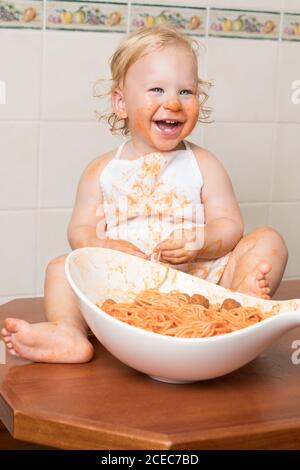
left=154, top=146, right=244, bottom=265
left=193, top=145, right=244, bottom=260
left=67, top=153, right=146, bottom=258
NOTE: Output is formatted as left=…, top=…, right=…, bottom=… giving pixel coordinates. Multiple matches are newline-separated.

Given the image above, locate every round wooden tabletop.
left=1, top=281, right=300, bottom=449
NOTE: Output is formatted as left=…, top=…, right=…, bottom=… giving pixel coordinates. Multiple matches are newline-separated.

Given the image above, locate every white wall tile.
left=0, top=30, right=42, bottom=120
left=203, top=123, right=274, bottom=202
left=277, top=42, right=300, bottom=123
left=36, top=209, right=72, bottom=294
left=283, top=0, right=300, bottom=13
left=0, top=122, right=39, bottom=209
left=133, top=0, right=208, bottom=7
left=269, top=203, right=300, bottom=278
left=189, top=124, right=205, bottom=147
left=240, top=204, right=269, bottom=234
left=39, top=121, right=122, bottom=208
left=210, top=1, right=282, bottom=10
left=272, top=124, right=300, bottom=202
left=41, top=31, right=125, bottom=121
left=0, top=211, right=37, bottom=296
left=2, top=3, right=300, bottom=300
left=207, top=37, right=279, bottom=122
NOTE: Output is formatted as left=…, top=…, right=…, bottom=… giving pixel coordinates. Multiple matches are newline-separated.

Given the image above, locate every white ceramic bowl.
left=65, top=247, right=300, bottom=383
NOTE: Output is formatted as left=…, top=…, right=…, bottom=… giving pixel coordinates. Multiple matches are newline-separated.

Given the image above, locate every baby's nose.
left=163, top=98, right=182, bottom=112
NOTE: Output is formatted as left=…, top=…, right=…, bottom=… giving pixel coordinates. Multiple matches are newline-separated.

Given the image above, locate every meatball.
left=190, top=294, right=210, bottom=308
left=221, top=298, right=241, bottom=310
left=182, top=293, right=191, bottom=303
left=101, top=298, right=116, bottom=309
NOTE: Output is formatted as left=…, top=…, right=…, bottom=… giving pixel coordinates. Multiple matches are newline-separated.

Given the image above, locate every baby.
left=1, top=26, right=288, bottom=363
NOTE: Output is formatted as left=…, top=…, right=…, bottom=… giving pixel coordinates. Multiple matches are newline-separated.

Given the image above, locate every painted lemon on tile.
left=294, top=23, right=300, bottom=35
left=262, top=20, right=276, bottom=33
left=144, top=15, right=155, bottom=27
left=60, top=11, right=73, bottom=24
left=21, top=7, right=37, bottom=22
left=73, top=9, right=86, bottom=24
left=107, top=11, right=121, bottom=26
left=222, top=19, right=232, bottom=32
left=188, top=16, right=201, bottom=30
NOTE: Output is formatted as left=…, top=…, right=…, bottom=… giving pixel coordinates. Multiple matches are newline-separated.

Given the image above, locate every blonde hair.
left=94, top=26, right=212, bottom=136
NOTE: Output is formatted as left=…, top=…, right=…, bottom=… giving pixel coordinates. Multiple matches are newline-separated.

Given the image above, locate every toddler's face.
left=116, top=42, right=200, bottom=153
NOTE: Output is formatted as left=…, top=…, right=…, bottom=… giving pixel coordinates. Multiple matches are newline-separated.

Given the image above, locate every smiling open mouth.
left=154, top=120, right=184, bottom=134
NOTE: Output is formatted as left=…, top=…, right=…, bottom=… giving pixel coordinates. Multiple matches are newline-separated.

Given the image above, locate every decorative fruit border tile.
left=0, top=0, right=43, bottom=29
left=0, top=1, right=299, bottom=42
left=46, top=1, right=127, bottom=32
left=209, top=8, right=280, bottom=40
left=282, top=13, right=300, bottom=41
left=130, top=2, right=206, bottom=36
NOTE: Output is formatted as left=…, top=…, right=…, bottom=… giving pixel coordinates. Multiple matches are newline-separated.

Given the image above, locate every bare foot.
left=1, top=318, right=94, bottom=363
left=232, top=262, right=272, bottom=299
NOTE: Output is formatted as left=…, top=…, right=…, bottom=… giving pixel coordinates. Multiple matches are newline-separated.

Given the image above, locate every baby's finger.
left=161, top=256, right=189, bottom=265
left=155, top=239, right=185, bottom=251
left=160, top=248, right=186, bottom=259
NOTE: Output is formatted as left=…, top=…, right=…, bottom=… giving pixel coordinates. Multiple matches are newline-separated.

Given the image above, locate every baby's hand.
left=153, top=228, right=204, bottom=265
left=105, top=239, right=147, bottom=259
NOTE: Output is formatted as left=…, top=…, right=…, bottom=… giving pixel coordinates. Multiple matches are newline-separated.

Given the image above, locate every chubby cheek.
left=134, top=101, right=157, bottom=137
left=183, top=97, right=200, bottom=132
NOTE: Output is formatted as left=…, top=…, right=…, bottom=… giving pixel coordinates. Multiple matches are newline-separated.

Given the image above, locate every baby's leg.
left=219, top=227, right=288, bottom=299
left=1, top=255, right=94, bottom=363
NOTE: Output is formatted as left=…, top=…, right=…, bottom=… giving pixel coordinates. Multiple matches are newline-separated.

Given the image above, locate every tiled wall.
left=0, top=0, right=300, bottom=303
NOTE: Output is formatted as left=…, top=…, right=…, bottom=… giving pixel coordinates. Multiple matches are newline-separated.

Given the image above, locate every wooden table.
left=1, top=281, right=300, bottom=450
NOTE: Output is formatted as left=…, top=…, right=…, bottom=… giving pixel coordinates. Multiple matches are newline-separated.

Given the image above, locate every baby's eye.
left=180, top=89, right=193, bottom=95
left=150, top=87, right=164, bottom=94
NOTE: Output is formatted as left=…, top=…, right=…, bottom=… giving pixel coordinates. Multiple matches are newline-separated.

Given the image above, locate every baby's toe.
left=2, top=335, right=12, bottom=344
left=1, top=327, right=10, bottom=338
left=258, top=279, right=268, bottom=288
left=3, top=318, right=20, bottom=334
left=262, top=287, right=271, bottom=294
left=262, top=294, right=271, bottom=300
left=256, top=272, right=265, bottom=281
left=8, top=349, right=18, bottom=356
left=259, top=262, right=272, bottom=275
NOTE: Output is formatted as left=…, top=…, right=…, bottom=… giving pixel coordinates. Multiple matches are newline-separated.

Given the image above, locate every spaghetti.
left=98, top=289, right=274, bottom=338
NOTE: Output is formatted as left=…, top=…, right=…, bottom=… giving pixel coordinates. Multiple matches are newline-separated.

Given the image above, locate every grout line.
left=43, top=0, right=47, bottom=31
left=195, top=0, right=210, bottom=148
left=267, top=0, right=285, bottom=226
left=2, top=202, right=300, bottom=215
left=1, top=119, right=299, bottom=124
left=127, top=0, right=131, bottom=34
left=240, top=201, right=300, bottom=206
left=34, top=1, right=48, bottom=295
left=279, top=0, right=285, bottom=41
left=205, top=0, right=210, bottom=39
left=282, top=276, right=300, bottom=281
left=0, top=208, right=73, bottom=213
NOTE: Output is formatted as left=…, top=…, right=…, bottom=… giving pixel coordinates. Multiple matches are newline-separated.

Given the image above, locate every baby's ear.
left=112, top=87, right=127, bottom=119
